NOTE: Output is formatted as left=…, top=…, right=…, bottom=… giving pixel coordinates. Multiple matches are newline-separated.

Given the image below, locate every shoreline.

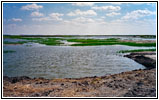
left=3, top=52, right=156, bottom=97
left=124, top=52, right=156, bottom=69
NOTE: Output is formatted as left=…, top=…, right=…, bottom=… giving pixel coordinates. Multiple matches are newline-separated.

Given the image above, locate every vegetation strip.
left=67, top=38, right=155, bottom=47
left=4, top=36, right=64, bottom=46
left=3, top=35, right=156, bottom=47
left=118, top=49, right=156, bottom=53
left=4, top=50, right=16, bottom=53
left=70, top=42, right=156, bottom=47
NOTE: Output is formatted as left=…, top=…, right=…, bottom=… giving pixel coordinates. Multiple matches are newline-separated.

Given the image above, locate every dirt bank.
left=124, top=52, right=156, bottom=69
left=3, top=52, right=156, bottom=97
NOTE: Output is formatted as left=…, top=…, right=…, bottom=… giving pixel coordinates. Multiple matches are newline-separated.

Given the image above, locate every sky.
left=3, top=2, right=157, bottom=35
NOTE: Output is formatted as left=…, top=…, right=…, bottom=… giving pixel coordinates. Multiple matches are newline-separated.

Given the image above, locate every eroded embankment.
left=124, top=52, right=156, bottom=69
left=3, top=52, right=156, bottom=97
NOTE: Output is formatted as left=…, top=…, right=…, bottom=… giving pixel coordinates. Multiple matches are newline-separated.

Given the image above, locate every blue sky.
left=3, top=2, right=157, bottom=35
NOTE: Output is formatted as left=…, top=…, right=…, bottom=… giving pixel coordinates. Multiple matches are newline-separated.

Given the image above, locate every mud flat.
left=3, top=52, right=156, bottom=97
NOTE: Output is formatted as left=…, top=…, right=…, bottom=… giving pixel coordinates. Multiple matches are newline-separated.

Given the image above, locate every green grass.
left=3, top=35, right=22, bottom=39
left=3, top=35, right=156, bottom=47
left=67, top=38, right=119, bottom=43
left=3, top=35, right=64, bottom=46
left=4, top=50, right=16, bottom=53
left=71, top=42, right=156, bottom=47
left=37, top=38, right=63, bottom=45
left=118, top=48, right=156, bottom=53
left=69, top=38, right=156, bottom=47
left=117, top=42, right=156, bottom=47
left=21, top=38, right=63, bottom=45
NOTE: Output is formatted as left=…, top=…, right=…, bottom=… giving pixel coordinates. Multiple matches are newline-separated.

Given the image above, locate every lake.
left=3, top=37, right=155, bottom=79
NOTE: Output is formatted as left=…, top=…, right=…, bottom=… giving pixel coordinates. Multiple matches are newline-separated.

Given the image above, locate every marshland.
left=3, top=35, right=156, bottom=79
left=3, top=35, right=156, bottom=97
left=3, top=2, right=157, bottom=97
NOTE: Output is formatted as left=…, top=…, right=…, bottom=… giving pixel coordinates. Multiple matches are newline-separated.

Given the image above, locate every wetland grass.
left=3, top=35, right=156, bottom=47
left=4, top=36, right=64, bottom=46
left=68, top=38, right=156, bottom=47
left=118, top=48, right=156, bottom=53
left=4, top=50, right=16, bottom=53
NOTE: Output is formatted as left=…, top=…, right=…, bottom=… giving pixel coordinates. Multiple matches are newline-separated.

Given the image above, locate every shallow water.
left=3, top=42, right=154, bottom=79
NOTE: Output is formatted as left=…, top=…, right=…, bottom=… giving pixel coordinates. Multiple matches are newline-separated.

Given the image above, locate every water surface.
left=3, top=43, right=152, bottom=79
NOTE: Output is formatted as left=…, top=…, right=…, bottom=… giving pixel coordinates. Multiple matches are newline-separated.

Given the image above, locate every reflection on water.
left=3, top=43, right=153, bottom=79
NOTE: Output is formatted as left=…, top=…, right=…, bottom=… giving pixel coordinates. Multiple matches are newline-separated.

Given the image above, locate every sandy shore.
left=3, top=52, right=156, bottom=97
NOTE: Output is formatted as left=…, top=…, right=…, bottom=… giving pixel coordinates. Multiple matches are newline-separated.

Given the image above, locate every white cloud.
left=95, top=18, right=104, bottom=22
left=21, top=3, right=43, bottom=10
left=12, top=18, right=22, bottom=22
left=49, top=13, right=64, bottom=21
left=72, top=17, right=95, bottom=23
left=67, top=9, right=97, bottom=16
left=31, top=11, right=44, bottom=17
left=32, top=17, right=50, bottom=21
left=4, top=19, right=156, bottom=35
left=64, top=16, right=107, bottom=25
left=49, top=13, right=64, bottom=17
left=122, top=9, right=156, bottom=20
left=32, top=13, right=64, bottom=21
left=101, top=16, right=105, bottom=19
left=72, top=3, right=94, bottom=6
left=106, top=12, right=120, bottom=17
left=92, top=6, right=121, bottom=11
